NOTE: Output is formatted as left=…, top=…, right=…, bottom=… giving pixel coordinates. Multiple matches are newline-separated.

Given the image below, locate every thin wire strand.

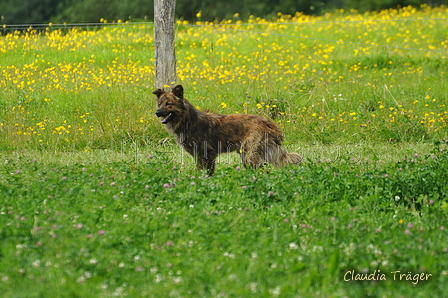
left=1, top=16, right=446, bottom=30
left=0, top=21, right=154, bottom=31
left=1, top=18, right=446, bottom=54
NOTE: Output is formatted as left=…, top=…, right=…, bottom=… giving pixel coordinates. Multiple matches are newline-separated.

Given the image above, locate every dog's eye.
left=165, top=103, right=172, bottom=106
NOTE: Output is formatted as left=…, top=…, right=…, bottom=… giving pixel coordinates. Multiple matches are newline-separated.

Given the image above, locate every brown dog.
left=153, top=85, right=301, bottom=175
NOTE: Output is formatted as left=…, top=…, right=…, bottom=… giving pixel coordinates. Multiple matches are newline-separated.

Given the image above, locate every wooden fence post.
left=154, top=0, right=177, bottom=90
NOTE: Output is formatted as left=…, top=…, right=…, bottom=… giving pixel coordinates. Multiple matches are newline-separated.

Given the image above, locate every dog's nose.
left=155, top=110, right=161, bottom=117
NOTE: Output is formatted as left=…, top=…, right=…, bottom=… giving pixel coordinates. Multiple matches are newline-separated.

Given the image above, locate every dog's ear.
left=172, top=85, right=184, bottom=99
left=152, top=89, right=164, bottom=98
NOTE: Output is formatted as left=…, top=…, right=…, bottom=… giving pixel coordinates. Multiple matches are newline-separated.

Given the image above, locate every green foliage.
left=2, top=0, right=448, bottom=24
left=0, top=0, right=70, bottom=24
left=176, top=0, right=333, bottom=21
left=343, top=0, right=446, bottom=12
left=52, top=0, right=155, bottom=24
left=0, top=143, right=447, bottom=296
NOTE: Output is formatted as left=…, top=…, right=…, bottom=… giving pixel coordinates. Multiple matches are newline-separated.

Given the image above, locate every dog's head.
left=153, top=85, right=185, bottom=124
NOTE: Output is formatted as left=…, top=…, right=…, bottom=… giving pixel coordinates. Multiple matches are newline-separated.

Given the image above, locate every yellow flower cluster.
left=0, top=5, right=447, bottom=149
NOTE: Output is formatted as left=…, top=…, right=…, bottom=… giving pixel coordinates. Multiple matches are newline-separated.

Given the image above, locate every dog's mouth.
left=159, top=112, right=174, bottom=124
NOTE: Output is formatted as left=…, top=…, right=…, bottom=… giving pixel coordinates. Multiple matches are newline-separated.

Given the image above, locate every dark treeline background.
left=0, top=0, right=446, bottom=24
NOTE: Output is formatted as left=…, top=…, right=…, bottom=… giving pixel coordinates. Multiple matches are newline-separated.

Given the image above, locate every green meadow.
left=1, top=5, right=447, bottom=297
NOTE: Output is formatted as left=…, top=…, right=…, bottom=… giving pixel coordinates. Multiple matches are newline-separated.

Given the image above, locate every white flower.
left=32, top=260, right=41, bottom=268
left=269, top=286, right=281, bottom=296
left=249, top=282, right=257, bottom=293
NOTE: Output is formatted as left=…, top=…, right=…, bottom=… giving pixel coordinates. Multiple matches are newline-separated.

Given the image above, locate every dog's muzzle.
left=156, top=111, right=174, bottom=124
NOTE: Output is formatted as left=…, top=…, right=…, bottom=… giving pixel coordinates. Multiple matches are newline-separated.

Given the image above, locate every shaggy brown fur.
left=153, top=85, right=302, bottom=175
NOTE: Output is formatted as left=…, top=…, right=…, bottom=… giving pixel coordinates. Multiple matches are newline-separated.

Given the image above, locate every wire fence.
left=2, top=16, right=447, bottom=30
left=1, top=17, right=447, bottom=54
left=0, top=21, right=154, bottom=31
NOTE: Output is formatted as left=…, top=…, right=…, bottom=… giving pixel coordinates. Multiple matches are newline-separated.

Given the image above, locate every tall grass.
left=0, top=5, right=447, bottom=152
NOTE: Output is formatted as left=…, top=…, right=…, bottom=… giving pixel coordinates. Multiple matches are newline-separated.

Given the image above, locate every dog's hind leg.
left=240, top=143, right=263, bottom=169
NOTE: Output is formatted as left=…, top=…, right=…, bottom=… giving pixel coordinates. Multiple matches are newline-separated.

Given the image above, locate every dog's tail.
left=266, top=142, right=302, bottom=168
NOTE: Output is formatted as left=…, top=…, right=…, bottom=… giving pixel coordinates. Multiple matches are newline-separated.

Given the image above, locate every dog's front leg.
left=195, top=158, right=203, bottom=171
left=205, top=154, right=217, bottom=176
left=196, top=153, right=216, bottom=176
